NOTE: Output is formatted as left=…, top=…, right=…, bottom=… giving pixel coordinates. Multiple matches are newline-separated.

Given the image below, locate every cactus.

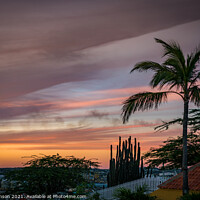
left=134, top=138, right=137, bottom=163
left=140, top=157, right=145, bottom=178
left=108, top=136, right=143, bottom=187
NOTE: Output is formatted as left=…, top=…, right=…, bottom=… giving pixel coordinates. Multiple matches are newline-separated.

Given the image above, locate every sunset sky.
left=1, top=0, right=200, bottom=169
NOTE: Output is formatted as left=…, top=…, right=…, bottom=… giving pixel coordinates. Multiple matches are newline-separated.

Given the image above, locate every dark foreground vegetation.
left=4, top=154, right=99, bottom=196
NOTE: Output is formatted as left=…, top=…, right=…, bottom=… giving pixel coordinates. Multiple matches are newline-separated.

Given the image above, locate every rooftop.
left=159, top=162, right=200, bottom=191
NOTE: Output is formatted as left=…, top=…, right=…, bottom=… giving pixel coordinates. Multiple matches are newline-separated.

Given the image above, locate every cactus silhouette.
left=108, top=136, right=144, bottom=187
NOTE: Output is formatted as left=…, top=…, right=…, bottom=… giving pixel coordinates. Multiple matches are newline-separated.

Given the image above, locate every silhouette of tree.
left=5, top=154, right=99, bottom=195
left=144, top=133, right=200, bottom=169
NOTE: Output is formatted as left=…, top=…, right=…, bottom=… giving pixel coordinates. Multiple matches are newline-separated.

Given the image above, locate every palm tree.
left=122, top=38, right=200, bottom=195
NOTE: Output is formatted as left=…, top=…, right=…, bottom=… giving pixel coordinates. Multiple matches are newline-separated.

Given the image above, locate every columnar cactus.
left=108, top=136, right=144, bottom=187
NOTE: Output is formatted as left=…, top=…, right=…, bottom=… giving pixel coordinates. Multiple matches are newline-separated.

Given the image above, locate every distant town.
left=0, top=167, right=180, bottom=194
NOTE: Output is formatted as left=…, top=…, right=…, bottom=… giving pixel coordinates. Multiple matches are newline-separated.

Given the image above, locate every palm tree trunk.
left=182, top=100, right=189, bottom=195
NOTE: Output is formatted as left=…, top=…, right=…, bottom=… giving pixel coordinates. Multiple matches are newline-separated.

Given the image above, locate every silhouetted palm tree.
left=122, top=38, right=200, bottom=195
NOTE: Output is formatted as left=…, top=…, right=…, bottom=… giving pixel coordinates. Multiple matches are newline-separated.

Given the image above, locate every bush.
left=113, top=185, right=157, bottom=200
left=87, top=192, right=101, bottom=200
left=178, top=193, right=200, bottom=200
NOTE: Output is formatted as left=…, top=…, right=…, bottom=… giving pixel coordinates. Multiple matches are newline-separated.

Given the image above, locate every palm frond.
left=155, top=118, right=182, bottom=132
left=122, top=92, right=168, bottom=123
left=189, top=109, right=200, bottom=114
left=163, top=58, right=185, bottom=78
left=188, top=109, right=200, bottom=133
left=150, top=69, right=182, bottom=90
left=155, top=109, right=200, bottom=133
left=189, top=71, right=200, bottom=87
left=188, top=47, right=200, bottom=70
left=186, top=48, right=200, bottom=87
left=130, top=61, right=164, bottom=73
left=190, top=86, right=200, bottom=106
left=155, top=38, right=186, bottom=71
left=131, top=61, right=181, bottom=90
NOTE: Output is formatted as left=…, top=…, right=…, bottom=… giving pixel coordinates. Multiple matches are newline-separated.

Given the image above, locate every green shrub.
left=113, top=185, right=157, bottom=200
left=178, top=193, right=200, bottom=200
left=87, top=192, right=101, bottom=200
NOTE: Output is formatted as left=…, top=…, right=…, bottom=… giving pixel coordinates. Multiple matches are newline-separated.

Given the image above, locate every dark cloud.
left=88, top=110, right=109, bottom=119
left=133, top=120, right=156, bottom=126
left=110, top=118, right=122, bottom=126
left=55, top=116, right=64, bottom=124
left=0, top=0, right=200, bottom=100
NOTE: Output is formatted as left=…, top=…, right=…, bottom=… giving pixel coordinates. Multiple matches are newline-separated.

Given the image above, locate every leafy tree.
left=143, top=133, right=200, bottom=169
left=113, top=186, right=157, bottom=200
left=5, top=154, right=99, bottom=195
left=121, top=38, right=200, bottom=195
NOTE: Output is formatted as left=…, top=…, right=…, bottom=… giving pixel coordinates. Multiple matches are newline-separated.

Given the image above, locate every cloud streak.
left=0, top=85, right=183, bottom=121
left=0, top=121, right=174, bottom=146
